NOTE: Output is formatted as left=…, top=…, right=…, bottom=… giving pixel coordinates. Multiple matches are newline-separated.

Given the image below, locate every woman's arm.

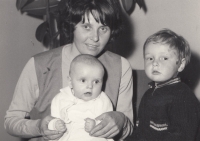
left=4, top=58, right=41, bottom=138
left=116, top=57, right=134, bottom=139
left=4, top=58, right=65, bottom=139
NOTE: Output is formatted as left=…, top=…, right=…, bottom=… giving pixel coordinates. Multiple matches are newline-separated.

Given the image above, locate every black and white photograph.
left=0, top=0, right=200, bottom=140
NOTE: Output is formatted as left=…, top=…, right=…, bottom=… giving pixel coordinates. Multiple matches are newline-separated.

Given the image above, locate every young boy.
left=48, top=54, right=113, bottom=141
left=133, top=29, right=200, bottom=141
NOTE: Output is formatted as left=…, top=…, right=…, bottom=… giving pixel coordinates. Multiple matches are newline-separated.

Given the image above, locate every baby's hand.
left=84, top=118, right=96, bottom=132
left=48, top=118, right=67, bottom=132
left=55, top=119, right=67, bottom=132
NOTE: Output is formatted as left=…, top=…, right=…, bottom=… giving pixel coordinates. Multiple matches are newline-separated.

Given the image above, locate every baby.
left=48, top=54, right=113, bottom=141
left=133, top=29, right=200, bottom=141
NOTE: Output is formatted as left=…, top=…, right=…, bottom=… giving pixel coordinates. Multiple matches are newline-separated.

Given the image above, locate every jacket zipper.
left=152, top=86, right=158, bottom=96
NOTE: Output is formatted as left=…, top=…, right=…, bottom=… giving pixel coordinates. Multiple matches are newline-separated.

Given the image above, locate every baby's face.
left=144, top=42, right=181, bottom=83
left=70, top=63, right=104, bottom=101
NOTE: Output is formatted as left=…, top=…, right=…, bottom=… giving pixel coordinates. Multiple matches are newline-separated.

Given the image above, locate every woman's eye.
left=84, top=26, right=89, bottom=29
left=81, top=79, right=85, bottom=83
left=99, top=27, right=109, bottom=33
left=83, top=25, right=90, bottom=30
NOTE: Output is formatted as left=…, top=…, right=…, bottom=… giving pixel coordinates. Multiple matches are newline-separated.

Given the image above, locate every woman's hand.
left=89, top=111, right=125, bottom=138
left=39, top=115, right=66, bottom=140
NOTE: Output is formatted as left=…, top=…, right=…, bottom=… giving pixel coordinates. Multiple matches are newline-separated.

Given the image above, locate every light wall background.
left=0, top=1, right=43, bottom=140
left=0, top=0, right=199, bottom=140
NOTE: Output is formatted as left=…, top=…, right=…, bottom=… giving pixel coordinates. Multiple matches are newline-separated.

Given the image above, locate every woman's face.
left=72, top=12, right=111, bottom=56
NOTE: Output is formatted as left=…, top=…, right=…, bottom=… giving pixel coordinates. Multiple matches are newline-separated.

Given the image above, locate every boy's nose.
left=153, top=60, right=159, bottom=67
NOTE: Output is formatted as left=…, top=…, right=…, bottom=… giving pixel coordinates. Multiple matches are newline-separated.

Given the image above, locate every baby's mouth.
left=84, top=92, right=92, bottom=97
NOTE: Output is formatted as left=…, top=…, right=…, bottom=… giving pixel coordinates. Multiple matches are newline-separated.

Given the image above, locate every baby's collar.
left=148, top=77, right=181, bottom=89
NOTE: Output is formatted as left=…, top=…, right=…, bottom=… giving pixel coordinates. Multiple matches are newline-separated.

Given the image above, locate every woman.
left=4, top=0, right=134, bottom=140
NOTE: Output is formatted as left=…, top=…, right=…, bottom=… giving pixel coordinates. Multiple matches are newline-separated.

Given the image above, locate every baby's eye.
left=94, top=80, right=99, bottom=84
left=81, top=79, right=86, bottom=83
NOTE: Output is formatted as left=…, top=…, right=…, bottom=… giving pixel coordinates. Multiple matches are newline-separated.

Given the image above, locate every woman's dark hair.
left=58, top=0, right=123, bottom=44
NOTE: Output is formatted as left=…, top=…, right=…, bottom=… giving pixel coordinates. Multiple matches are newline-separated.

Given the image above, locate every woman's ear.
left=178, top=58, right=186, bottom=72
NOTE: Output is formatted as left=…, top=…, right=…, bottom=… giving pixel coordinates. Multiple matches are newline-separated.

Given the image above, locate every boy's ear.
left=178, top=58, right=186, bottom=72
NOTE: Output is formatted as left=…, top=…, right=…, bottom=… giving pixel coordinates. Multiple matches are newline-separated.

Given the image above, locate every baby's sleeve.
left=51, top=93, right=63, bottom=119
left=96, top=92, right=113, bottom=115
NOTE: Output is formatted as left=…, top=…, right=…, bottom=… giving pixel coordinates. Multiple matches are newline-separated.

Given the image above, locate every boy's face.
left=70, top=62, right=104, bottom=101
left=144, top=42, right=184, bottom=83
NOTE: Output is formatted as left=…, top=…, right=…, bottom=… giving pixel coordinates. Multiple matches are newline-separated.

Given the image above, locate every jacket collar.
left=148, top=77, right=181, bottom=89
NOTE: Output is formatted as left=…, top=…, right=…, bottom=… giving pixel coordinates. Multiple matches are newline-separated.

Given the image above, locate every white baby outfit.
left=49, top=86, right=114, bottom=141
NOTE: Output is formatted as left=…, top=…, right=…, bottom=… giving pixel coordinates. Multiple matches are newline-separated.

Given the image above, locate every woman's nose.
left=90, top=30, right=99, bottom=42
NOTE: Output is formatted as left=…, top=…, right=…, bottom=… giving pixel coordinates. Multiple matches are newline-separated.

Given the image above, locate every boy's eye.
left=160, top=57, right=168, bottom=60
left=81, top=79, right=86, bottom=83
left=146, top=57, right=153, bottom=61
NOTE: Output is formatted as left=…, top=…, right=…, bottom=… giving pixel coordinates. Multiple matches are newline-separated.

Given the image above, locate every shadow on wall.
left=107, top=11, right=136, bottom=58
left=180, top=52, right=200, bottom=94
left=109, top=0, right=148, bottom=58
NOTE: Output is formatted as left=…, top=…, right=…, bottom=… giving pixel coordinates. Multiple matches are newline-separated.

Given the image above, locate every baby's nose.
left=87, top=82, right=93, bottom=89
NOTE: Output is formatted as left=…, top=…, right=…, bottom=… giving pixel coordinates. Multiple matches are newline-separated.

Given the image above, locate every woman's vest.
left=29, top=47, right=121, bottom=141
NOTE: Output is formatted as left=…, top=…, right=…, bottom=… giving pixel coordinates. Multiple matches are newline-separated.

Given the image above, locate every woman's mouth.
left=86, top=44, right=99, bottom=50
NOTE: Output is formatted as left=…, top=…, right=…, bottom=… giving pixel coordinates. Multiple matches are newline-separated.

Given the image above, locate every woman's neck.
left=64, top=43, right=80, bottom=62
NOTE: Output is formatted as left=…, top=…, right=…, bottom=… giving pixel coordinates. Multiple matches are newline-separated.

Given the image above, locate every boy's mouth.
left=152, top=71, right=160, bottom=75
